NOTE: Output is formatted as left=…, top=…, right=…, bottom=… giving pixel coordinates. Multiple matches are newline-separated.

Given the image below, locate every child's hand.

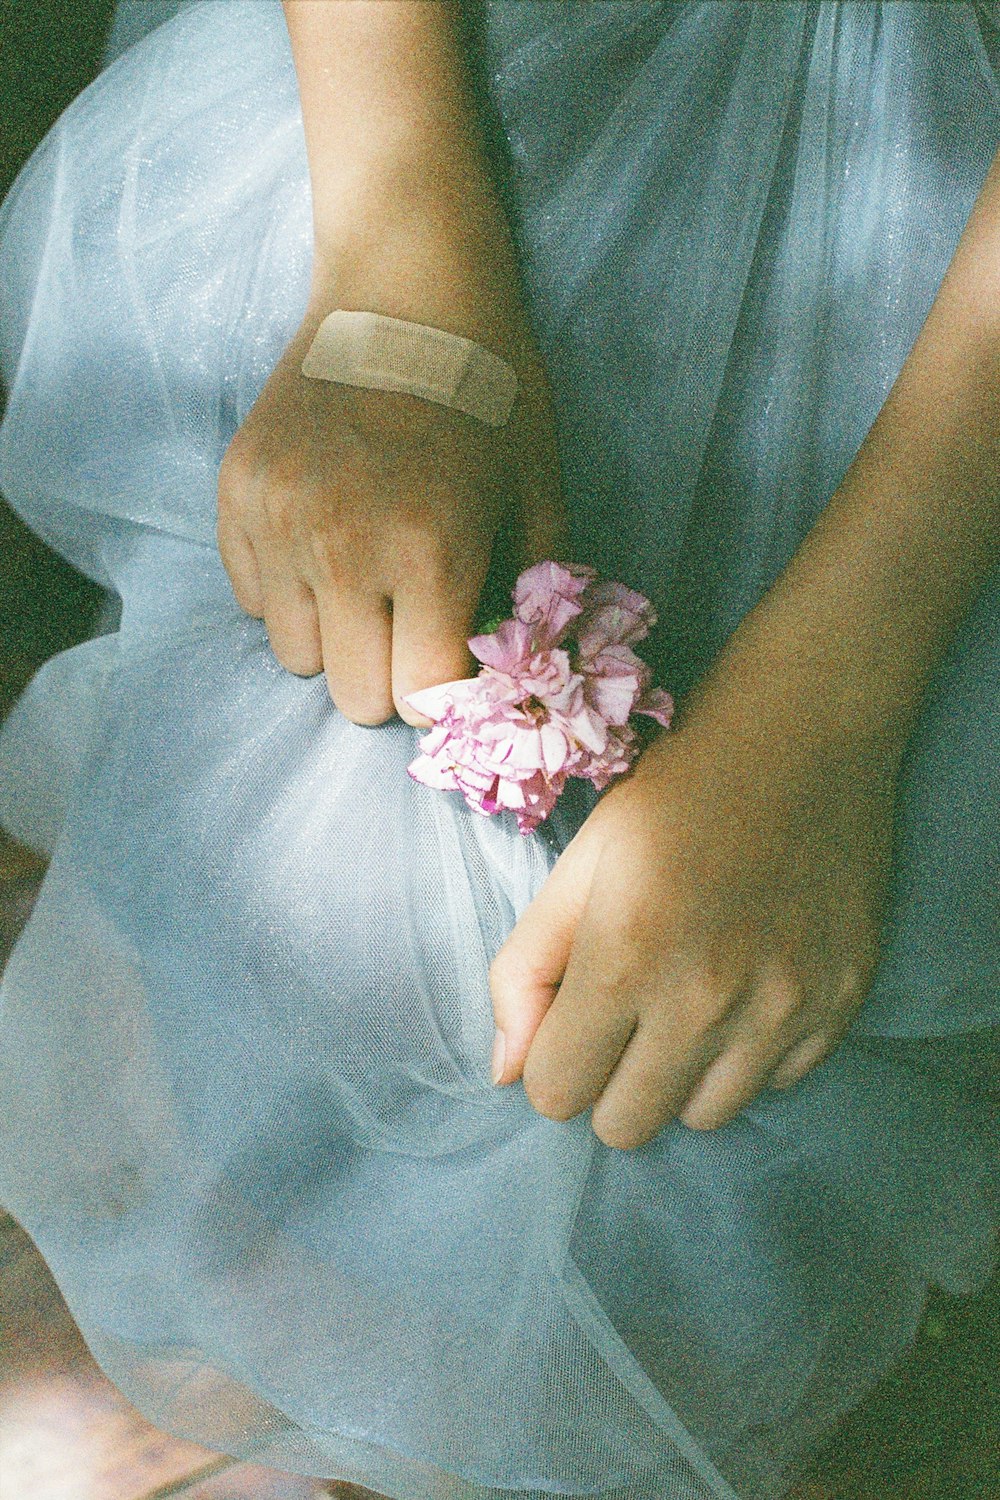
left=488, top=643, right=907, bottom=1146
left=216, top=266, right=567, bottom=727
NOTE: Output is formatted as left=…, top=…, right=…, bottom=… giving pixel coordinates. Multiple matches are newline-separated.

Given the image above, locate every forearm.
left=281, top=0, right=522, bottom=341
left=700, top=144, right=1000, bottom=755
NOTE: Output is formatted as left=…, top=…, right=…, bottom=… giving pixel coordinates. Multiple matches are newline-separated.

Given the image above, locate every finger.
left=763, top=961, right=864, bottom=1092
left=586, top=954, right=775, bottom=1147
left=390, top=565, right=483, bottom=728
left=677, top=1030, right=802, bottom=1131
left=256, top=556, right=323, bottom=676
left=677, top=963, right=813, bottom=1129
left=518, top=867, right=737, bottom=1125
left=768, top=1030, right=840, bottom=1090
left=518, top=886, right=641, bottom=1121
left=488, top=825, right=604, bottom=1086
left=315, top=586, right=395, bottom=724
left=217, top=519, right=265, bottom=617
left=587, top=1012, right=728, bottom=1149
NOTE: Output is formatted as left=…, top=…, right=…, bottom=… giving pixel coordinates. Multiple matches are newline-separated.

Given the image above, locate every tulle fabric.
left=0, top=4, right=997, bottom=1498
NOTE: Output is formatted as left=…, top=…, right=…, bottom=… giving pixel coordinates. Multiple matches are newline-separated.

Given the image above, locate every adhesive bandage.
left=301, top=309, right=519, bottom=427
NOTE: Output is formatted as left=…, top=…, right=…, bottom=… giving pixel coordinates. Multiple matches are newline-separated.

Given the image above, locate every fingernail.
left=490, top=1029, right=507, bottom=1085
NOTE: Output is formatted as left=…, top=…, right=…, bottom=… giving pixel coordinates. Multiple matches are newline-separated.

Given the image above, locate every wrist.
left=674, top=462, right=995, bottom=767
left=306, top=184, right=535, bottom=370
left=684, top=590, right=924, bottom=770
left=310, top=130, right=506, bottom=247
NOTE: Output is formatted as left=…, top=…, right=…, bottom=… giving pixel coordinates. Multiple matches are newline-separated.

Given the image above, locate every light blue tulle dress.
left=0, top=4, right=998, bottom=1498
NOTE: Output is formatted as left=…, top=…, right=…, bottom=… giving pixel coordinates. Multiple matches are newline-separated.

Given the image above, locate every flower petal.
left=467, top=618, right=534, bottom=672
left=406, top=755, right=459, bottom=791
left=633, top=687, right=675, bottom=728
left=512, top=560, right=597, bottom=648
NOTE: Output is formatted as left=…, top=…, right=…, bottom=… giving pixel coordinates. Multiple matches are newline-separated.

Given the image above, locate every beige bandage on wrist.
left=300, top=309, right=519, bottom=428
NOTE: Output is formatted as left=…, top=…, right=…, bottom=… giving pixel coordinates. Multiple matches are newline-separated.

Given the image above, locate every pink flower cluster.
left=403, top=561, right=674, bottom=834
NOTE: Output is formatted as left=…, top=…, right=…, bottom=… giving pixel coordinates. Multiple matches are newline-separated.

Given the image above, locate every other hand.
left=488, top=646, right=905, bottom=1146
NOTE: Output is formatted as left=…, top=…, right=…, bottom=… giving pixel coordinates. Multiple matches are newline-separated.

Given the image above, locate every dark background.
left=0, top=0, right=113, bottom=722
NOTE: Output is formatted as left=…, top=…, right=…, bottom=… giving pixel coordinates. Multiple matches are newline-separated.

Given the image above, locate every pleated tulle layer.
left=0, top=5, right=998, bottom=1498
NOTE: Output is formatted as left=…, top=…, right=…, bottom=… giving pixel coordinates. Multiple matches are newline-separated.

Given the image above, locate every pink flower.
left=404, top=560, right=674, bottom=834
left=510, top=560, right=596, bottom=647
left=466, top=616, right=535, bottom=673
left=574, top=578, right=660, bottom=654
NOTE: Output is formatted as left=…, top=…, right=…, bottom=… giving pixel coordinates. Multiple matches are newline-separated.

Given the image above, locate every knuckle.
left=835, top=965, right=868, bottom=1007
left=604, top=903, right=648, bottom=957
left=768, top=975, right=810, bottom=1024
left=683, top=979, right=737, bottom=1040
left=842, top=941, right=879, bottom=994
left=309, top=520, right=360, bottom=580
left=215, top=508, right=235, bottom=548
left=215, top=522, right=241, bottom=575
left=387, top=497, right=433, bottom=537
left=810, top=1024, right=846, bottom=1061
left=309, top=535, right=341, bottom=578
left=701, top=996, right=735, bottom=1036
left=259, top=451, right=307, bottom=498
left=390, top=512, right=454, bottom=574
left=217, top=438, right=252, bottom=500
left=216, top=539, right=254, bottom=601
left=263, top=489, right=307, bottom=549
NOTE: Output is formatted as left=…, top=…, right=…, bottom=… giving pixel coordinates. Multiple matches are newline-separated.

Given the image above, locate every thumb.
left=488, top=826, right=602, bottom=1085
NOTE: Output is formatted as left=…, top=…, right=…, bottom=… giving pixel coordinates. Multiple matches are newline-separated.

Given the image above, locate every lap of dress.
left=0, top=5, right=997, bottom=1499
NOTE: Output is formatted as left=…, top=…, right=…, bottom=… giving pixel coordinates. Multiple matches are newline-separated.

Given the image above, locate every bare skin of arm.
left=216, top=1, right=566, bottom=728
left=491, top=144, right=1000, bottom=1146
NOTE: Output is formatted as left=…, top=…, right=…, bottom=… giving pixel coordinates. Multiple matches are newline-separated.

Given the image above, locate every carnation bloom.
left=403, top=561, right=674, bottom=834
